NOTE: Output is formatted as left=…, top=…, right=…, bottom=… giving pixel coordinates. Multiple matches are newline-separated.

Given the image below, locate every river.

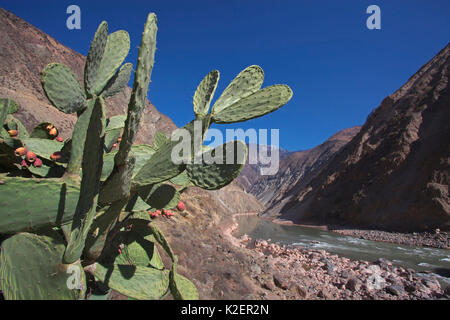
left=234, top=215, right=450, bottom=286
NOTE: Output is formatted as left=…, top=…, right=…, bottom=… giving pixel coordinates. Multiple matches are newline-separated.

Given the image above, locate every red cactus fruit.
left=155, top=210, right=162, bottom=216
left=112, top=143, right=118, bottom=148
left=164, top=210, right=174, bottom=219
left=33, top=158, right=43, bottom=168
left=45, top=124, right=54, bottom=131
left=20, top=159, right=28, bottom=168
left=56, top=136, right=64, bottom=142
left=8, top=130, right=18, bottom=137
left=118, top=248, right=122, bottom=255
left=177, top=201, right=185, bottom=211
left=50, top=152, right=62, bottom=161
left=49, top=127, right=58, bottom=136
left=14, top=147, right=27, bottom=157
left=26, top=151, right=37, bottom=163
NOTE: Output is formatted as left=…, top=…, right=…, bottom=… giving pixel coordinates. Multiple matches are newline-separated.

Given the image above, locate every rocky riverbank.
left=236, top=236, right=449, bottom=300
left=270, top=216, right=449, bottom=249
left=329, top=228, right=450, bottom=250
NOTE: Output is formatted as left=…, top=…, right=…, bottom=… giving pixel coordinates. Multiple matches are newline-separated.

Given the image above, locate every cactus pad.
left=212, top=65, right=264, bottom=114
left=42, top=63, right=86, bottom=114
left=23, top=138, right=63, bottom=161
left=113, top=230, right=164, bottom=270
left=169, top=261, right=199, bottom=300
left=102, top=63, right=133, bottom=98
left=84, top=21, right=108, bottom=95
left=0, top=176, right=80, bottom=234
left=0, top=233, right=86, bottom=300
left=138, top=183, right=180, bottom=210
left=92, top=263, right=169, bottom=300
left=186, top=140, right=247, bottom=190
left=92, top=31, right=130, bottom=95
left=193, top=70, right=219, bottom=118
left=212, top=84, right=293, bottom=123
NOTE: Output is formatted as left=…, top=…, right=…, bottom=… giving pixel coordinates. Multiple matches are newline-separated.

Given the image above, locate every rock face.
left=0, top=7, right=176, bottom=143
left=270, top=44, right=450, bottom=232
left=237, top=128, right=360, bottom=210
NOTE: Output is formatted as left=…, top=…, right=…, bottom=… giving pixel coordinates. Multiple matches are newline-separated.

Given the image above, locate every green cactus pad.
left=84, top=21, right=108, bottom=95
left=212, top=65, right=264, bottom=114
left=114, top=13, right=157, bottom=167
left=92, top=263, right=169, bottom=300
left=0, top=99, right=19, bottom=129
left=0, top=98, right=19, bottom=115
left=42, top=63, right=86, bottom=114
left=0, top=233, right=86, bottom=300
left=92, top=30, right=130, bottom=95
left=99, top=153, right=135, bottom=205
left=83, top=198, right=129, bottom=262
left=101, top=144, right=153, bottom=183
left=132, top=138, right=186, bottom=187
left=186, top=140, right=247, bottom=190
left=152, top=131, right=168, bottom=150
left=67, top=98, right=100, bottom=174
left=105, top=114, right=127, bottom=132
left=102, top=63, right=133, bottom=98
left=0, top=128, right=23, bottom=149
left=64, top=97, right=104, bottom=264
left=169, top=261, right=199, bottom=300
left=137, top=183, right=180, bottom=210
left=22, top=138, right=63, bottom=161
left=147, top=222, right=176, bottom=261
left=0, top=176, right=81, bottom=234
left=104, top=128, right=121, bottom=152
left=193, top=70, right=219, bottom=117
left=170, top=170, right=191, bottom=187
left=113, top=230, right=164, bottom=270
left=212, top=84, right=293, bottom=123
left=5, top=115, right=29, bottom=139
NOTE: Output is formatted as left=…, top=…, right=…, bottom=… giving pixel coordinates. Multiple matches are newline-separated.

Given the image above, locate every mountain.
left=268, top=44, right=450, bottom=232
left=237, top=127, right=360, bottom=208
left=0, top=7, right=176, bottom=143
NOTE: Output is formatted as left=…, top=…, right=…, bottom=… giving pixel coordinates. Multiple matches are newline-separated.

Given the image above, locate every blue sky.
left=1, top=0, right=449, bottom=151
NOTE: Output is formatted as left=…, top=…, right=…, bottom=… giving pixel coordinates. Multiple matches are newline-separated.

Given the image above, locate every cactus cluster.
left=0, top=12, right=292, bottom=300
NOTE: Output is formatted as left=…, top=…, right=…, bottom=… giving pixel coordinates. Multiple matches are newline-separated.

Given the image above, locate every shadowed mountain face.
left=268, top=44, right=450, bottom=232
left=237, top=127, right=360, bottom=208
left=0, top=7, right=176, bottom=143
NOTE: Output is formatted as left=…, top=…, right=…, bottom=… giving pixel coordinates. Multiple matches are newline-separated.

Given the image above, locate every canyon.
left=0, top=7, right=448, bottom=300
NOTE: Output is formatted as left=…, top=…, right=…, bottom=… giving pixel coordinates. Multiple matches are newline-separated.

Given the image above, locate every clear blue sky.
left=1, top=0, right=449, bottom=151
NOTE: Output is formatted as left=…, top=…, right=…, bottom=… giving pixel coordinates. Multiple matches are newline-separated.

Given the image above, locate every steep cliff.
left=238, top=128, right=360, bottom=210
left=271, top=44, right=450, bottom=232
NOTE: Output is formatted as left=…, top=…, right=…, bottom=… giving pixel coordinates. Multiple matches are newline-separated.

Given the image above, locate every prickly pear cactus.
left=0, top=11, right=292, bottom=300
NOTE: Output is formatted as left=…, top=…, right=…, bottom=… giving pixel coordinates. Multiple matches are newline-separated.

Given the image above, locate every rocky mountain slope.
left=269, top=44, right=450, bottom=232
left=0, top=7, right=176, bottom=143
left=238, top=128, right=360, bottom=209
